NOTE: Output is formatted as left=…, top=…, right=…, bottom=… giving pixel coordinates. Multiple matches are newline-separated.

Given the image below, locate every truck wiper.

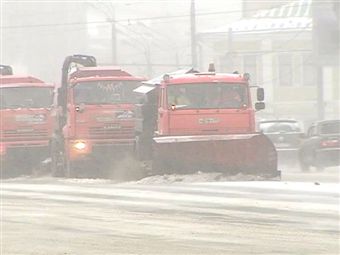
left=6, top=104, right=26, bottom=109
left=171, top=104, right=188, bottom=110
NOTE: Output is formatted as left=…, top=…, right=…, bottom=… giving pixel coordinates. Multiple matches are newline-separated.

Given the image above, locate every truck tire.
left=65, top=159, right=78, bottom=178
left=49, top=135, right=66, bottom=177
left=134, top=135, right=144, bottom=161
left=151, top=158, right=166, bottom=175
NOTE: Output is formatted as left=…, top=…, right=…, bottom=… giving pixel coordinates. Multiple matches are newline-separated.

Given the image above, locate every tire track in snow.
left=2, top=179, right=339, bottom=254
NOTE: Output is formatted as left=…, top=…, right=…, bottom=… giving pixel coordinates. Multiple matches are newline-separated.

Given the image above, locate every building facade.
left=199, top=0, right=339, bottom=125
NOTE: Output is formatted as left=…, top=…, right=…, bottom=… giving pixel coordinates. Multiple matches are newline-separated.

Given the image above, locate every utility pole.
left=226, top=28, right=234, bottom=72
left=111, top=8, right=117, bottom=65
left=89, top=2, right=118, bottom=65
left=316, top=64, right=324, bottom=120
left=190, top=0, right=198, bottom=68
left=145, top=46, right=152, bottom=78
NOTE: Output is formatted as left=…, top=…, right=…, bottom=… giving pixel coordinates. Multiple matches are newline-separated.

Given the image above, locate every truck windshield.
left=0, top=87, right=53, bottom=109
left=167, top=83, right=248, bottom=109
left=74, top=80, right=141, bottom=105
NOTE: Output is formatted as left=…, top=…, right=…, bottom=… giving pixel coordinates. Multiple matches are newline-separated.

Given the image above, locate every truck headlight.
left=73, top=141, right=87, bottom=150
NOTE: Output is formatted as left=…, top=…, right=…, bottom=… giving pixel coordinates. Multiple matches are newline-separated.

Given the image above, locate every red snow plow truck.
left=51, top=55, right=145, bottom=177
left=134, top=66, right=280, bottom=178
left=0, top=65, right=57, bottom=176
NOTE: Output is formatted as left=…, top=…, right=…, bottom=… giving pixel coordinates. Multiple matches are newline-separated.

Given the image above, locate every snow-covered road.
left=1, top=171, right=339, bottom=255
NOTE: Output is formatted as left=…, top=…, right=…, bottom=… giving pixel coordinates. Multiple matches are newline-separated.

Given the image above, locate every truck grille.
left=1, top=129, right=49, bottom=141
left=88, top=126, right=134, bottom=139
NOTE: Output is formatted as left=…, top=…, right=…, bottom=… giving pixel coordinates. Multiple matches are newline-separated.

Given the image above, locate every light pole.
left=89, top=2, right=117, bottom=65
left=190, top=0, right=198, bottom=68
left=110, top=8, right=117, bottom=65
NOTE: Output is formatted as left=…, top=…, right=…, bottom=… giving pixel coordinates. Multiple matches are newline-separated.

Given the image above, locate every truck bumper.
left=0, top=141, right=50, bottom=168
left=67, top=138, right=135, bottom=162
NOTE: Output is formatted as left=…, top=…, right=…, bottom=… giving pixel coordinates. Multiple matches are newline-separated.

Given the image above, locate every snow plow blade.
left=152, top=133, right=280, bottom=178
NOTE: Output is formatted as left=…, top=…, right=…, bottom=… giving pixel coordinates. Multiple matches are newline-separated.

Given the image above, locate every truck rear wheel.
left=49, top=135, right=66, bottom=177
left=151, top=158, right=171, bottom=175
left=65, top=159, right=78, bottom=178
left=50, top=150, right=65, bottom=177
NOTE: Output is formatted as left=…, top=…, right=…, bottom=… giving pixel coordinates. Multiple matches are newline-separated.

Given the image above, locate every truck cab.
left=64, top=67, right=145, bottom=156
left=157, top=73, right=257, bottom=136
left=55, top=55, right=146, bottom=177
left=0, top=73, right=57, bottom=175
left=134, top=68, right=279, bottom=178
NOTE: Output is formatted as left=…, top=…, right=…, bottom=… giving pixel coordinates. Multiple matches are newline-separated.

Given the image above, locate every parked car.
left=258, top=119, right=304, bottom=151
left=299, top=120, right=340, bottom=171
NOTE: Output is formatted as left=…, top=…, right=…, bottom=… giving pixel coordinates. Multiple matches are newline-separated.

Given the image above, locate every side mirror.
left=257, top=88, right=264, bottom=101
left=255, top=102, right=265, bottom=111
left=138, top=95, right=146, bottom=104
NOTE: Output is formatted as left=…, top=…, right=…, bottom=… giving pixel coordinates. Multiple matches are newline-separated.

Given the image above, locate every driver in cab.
left=214, top=88, right=243, bottom=108
left=168, top=87, right=190, bottom=107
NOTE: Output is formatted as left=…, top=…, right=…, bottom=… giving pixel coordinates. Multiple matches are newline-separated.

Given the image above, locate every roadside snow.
left=133, top=172, right=270, bottom=184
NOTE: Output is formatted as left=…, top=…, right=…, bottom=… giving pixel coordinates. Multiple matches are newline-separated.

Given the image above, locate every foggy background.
left=1, top=0, right=339, bottom=126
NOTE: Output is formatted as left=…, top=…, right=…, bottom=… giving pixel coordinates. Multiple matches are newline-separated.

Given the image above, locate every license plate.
left=103, top=124, right=120, bottom=130
left=17, top=129, right=34, bottom=132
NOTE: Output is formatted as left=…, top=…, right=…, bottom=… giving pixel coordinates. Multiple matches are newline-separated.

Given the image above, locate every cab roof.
left=145, top=71, right=248, bottom=86
left=69, top=66, right=146, bottom=84
left=70, top=66, right=138, bottom=79
left=166, top=73, right=248, bottom=85
left=136, top=72, right=248, bottom=95
left=70, top=76, right=146, bottom=84
left=0, top=82, right=54, bottom=88
left=0, top=75, right=44, bottom=84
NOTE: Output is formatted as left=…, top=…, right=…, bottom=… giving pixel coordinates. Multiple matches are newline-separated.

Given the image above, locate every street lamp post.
left=190, top=0, right=198, bottom=68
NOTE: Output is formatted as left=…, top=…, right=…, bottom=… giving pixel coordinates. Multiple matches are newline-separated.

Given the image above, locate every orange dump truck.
left=0, top=65, right=57, bottom=175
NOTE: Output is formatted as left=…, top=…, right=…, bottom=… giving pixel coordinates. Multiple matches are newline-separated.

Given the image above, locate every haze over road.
left=1, top=167, right=339, bottom=255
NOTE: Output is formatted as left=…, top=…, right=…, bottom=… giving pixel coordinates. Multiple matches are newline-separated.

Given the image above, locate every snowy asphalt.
left=1, top=167, right=339, bottom=255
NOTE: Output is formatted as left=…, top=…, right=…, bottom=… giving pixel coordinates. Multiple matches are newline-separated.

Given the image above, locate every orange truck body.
left=0, top=74, right=56, bottom=172
left=64, top=68, right=145, bottom=162
left=55, top=55, right=146, bottom=176
left=135, top=69, right=280, bottom=178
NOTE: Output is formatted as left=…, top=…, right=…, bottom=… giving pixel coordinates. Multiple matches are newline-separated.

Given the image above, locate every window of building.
left=278, top=54, right=292, bottom=86
left=302, top=54, right=316, bottom=86
left=243, top=55, right=257, bottom=85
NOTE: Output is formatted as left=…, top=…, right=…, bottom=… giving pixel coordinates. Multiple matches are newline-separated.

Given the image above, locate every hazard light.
left=243, top=73, right=250, bottom=81
left=163, top=74, right=170, bottom=83
left=208, top=63, right=215, bottom=72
